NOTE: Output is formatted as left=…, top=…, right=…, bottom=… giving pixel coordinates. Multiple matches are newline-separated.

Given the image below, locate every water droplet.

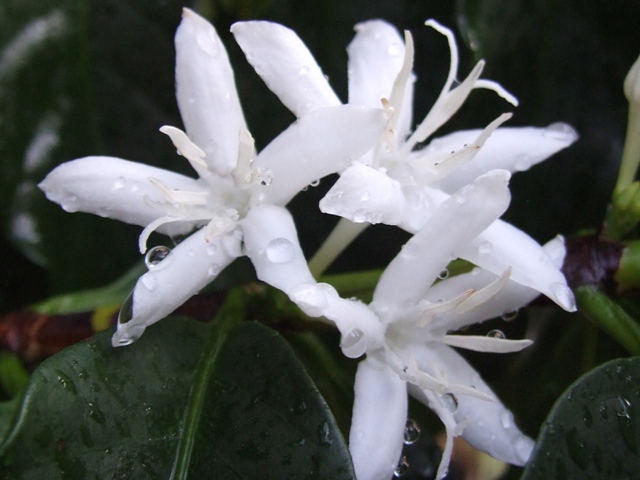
left=514, top=154, right=532, bottom=171
left=542, top=122, right=578, bottom=142
left=145, top=246, right=171, bottom=268
left=61, top=194, right=78, bottom=212
left=317, top=420, right=333, bottom=446
left=550, top=282, right=576, bottom=311
left=500, top=410, right=514, bottom=429
left=442, top=393, right=459, bottom=412
left=88, top=402, right=105, bottom=424
left=353, top=209, right=368, bottom=223
left=393, top=456, right=409, bottom=477
left=403, top=418, right=420, bottom=444
left=289, top=283, right=329, bottom=316
left=113, top=177, right=125, bottom=190
left=309, top=178, right=320, bottom=187
left=583, top=405, right=593, bottom=427
left=388, top=43, right=402, bottom=56
left=501, top=310, right=518, bottom=321
left=196, top=28, right=220, bottom=56
left=206, top=244, right=217, bottom=256
left=478, top=240, right=493, bottom=254
left=617, top=395, right=632, bottom=419
left=514, top=435, right=534, bottom=464
left=141, top=273, right=156, bottom=292
left=437, top=268, right=449, bottom=280
left=207, top=264, right=220, bottom=277
left=298, top=65, right=310, bottom=75
left=131, top=182, right=141, bottom=192
left=266, top=238, right=294, bottom=264
left=487, top=329, right=506, bottom=339
left=360, top=190, right=371, bottom=202
left=341, top=329, right=367, bottom=358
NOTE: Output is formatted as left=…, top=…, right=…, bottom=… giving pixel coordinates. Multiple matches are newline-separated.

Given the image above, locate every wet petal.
left=347, top=20, right=406, bottom=109
left=349, top=357, right=407, bottom=480
left=372, top=170, right=511, bottom=314
left=443, top=335, right=532, bottom=352
left=252, top=105, right=387, bottom=206
left=112, top=228, right=240, bottom=346
left=38, top=156, right=202, bottom=234
left=460, top=219, right=576, bottom=311
left=241, top=204, right=315, bottom=293
left=319, top=162, right=406, bottom=225
left=231, top=21, right=340, bottom=117
left=408, top=342, right=534, bottom=467
left=175, top=8, right=247, bottom=176
left=430, top=124, right=578, bottom=193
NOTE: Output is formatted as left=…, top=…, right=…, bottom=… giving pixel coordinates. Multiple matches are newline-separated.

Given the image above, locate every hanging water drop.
left=341, top=329, right=366, bottom=358
left=61, top=193, right=79, bottom=212
left=438, top=268, right=449, bottom=280
left=501, top=310, right=518, bottom=322
left=487, top=329, right=506, bottom=339
left=145, top=246, right=171, bottom=268
left=393, top=456, right=409, bottom=477
left=403, top=418, right=421, bottom=444
left=542, top=122, right=578, bottom=142
left=266, top=238, right=294, bottom=263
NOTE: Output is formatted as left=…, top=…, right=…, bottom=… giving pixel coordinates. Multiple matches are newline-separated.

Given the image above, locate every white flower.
left=264, top=170, right=547, bottom=480
left=38, top=9, right=387, bottom=346
left=231, top=19, right=578, bottom=310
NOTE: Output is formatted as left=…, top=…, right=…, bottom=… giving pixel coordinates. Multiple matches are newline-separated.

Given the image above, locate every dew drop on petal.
left=341, top=329, right=366, bottom=358
left=206, top=244, right=217, bottom=256
left=438, top=268, right=449, bottom=280
left=500, top=410, right=514, bottom=429
left=141, top=273, right=156, bottom=292
left=145, top=246, right=171, bottom=269
left=442, top=393, right=459, bottom=413
left=393, top=456, right=409, bottom=477
left=542, top=122, right=578, bottom=142
left=360, top=190, right=371, bottom=202
left=550, top=282, right=576, bottom=311
left=196, top=28, right=220, bottom=57
left=207, top=264, right=220, bottom=278
left=501, top=310, right=518, bottom=322
left=478, top=240, right=493, bottom=255
left=61, top=194, right=78, bottom=212
left=387, top=43, right=402, bottom=56
left=298, top=65, right=310, bottom=75
left=310, top=178, right=320, bottom=187
left=113, top=177, right=126, bottom=190
left=514, top=435, right=535, bottom=464
left=118, top=291, right=134, bottom=326
left=403, top=418, right=421, bottom=445
left=487, top=329, right=506, bottom=339
left=266, top=238, right=294, bottom=264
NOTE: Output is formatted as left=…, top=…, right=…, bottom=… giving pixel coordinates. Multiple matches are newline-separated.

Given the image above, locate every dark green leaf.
left=0, top=316, right=354, bottom=479
left=522, top=357, right=640, bottom=479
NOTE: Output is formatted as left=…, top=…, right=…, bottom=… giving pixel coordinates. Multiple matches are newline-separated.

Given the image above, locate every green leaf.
left=522, top=357, right=640, bottom=479
left=0, top=316, right=354, bottom=479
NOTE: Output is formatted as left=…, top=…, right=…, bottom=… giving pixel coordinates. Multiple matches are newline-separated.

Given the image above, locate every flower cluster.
left=39, top=9, right=577, bottom=480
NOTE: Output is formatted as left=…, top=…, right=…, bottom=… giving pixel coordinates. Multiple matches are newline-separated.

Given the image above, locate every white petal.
left=460, top=219, right=576, bottom=311
left=430, top=124, right=579, bottom=193
left=347, top=20, right=406, bottom=109
left=112, top=228, right=240, bottom=346
left=349, top=357, right=407, bottom=480
left=38, top=156, right=202, bottom=233
left=252, top=105, right=387, bottom=206
left=443, top=335, right=532, bottom=353
left=175, top=9, right=247, bottom=176
left=408, top=342, right=534, bottom=466
left=372, top=170, right=511, bottom=313
left=241, top=204, right=315, bottom=293
left=231, top=21, right=340, bottom=117
left=319, top=162, right=406, bottom=225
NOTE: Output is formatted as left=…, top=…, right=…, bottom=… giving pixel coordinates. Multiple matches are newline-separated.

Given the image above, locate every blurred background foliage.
left=1, top=0, right=640, bottom=477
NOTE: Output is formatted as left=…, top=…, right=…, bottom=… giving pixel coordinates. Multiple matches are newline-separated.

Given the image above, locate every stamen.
left=148, top=177, right=208, bottom=205
left=159, top=126, right=207, bottom=169
left=138, top=215, right=181, bottom=253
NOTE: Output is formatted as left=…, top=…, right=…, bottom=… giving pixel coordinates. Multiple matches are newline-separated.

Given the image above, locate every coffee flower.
left=39, top=9, right=387, bottom=346
left=231, top=19, right=577, bottom=310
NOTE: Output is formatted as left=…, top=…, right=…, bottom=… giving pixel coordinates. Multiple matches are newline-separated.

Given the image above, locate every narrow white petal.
left=252, top=105, right=387, bottom=206
left=408, top=343, right=534, bottom=466
left=175, top=9, right=247, bottom=176
left=231, top=21, right=340, bottom=116
left=372, top=170, right=511, bottom=312
left=319, top=162, right=406, bottom=225
left=347, top=20, right=406, bottom=109
left=460, top=219, right=576, bottom=311
left=112, top=228, right=239, bottom=346
left=430, top=124, right=578, bottom=193
left=38, top=156, right=202, bottom=232
left=241, top=204, right=315, bottom=293
left=349, top=357, right=407, bottom=480
left=443, top=335, right=532, bottom=353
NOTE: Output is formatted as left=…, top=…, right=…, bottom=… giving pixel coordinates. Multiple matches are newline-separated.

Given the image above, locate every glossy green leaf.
left=522, top=357, right=640, bottom=479
left=0, top=316, right=354, bottom=479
